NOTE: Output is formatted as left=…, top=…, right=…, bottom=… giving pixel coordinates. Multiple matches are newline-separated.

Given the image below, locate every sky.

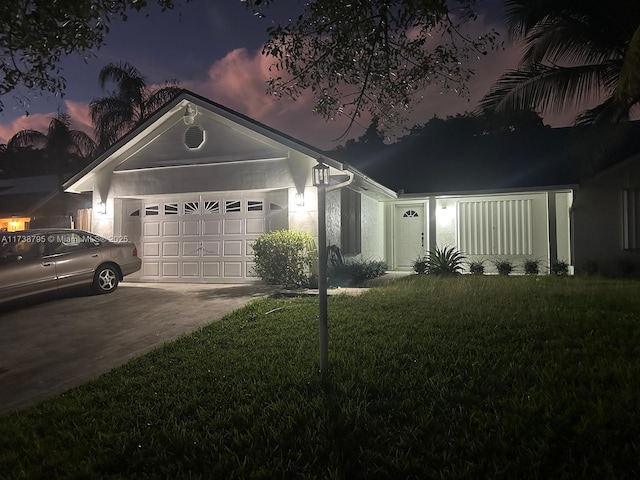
left=0, top=0, right=581, bottom=151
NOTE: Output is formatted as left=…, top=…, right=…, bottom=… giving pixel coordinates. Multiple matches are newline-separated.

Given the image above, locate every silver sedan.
left=0, top=229, right=141, bottom=304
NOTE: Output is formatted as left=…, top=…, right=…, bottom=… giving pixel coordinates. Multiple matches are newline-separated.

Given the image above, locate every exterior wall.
left=387, top=190, right=572, bottom=274
left=572, top=159, right=640, bottom=276
left=555, top=191, right=572, bottom=265
left=360, top=193, right=385, bottom=261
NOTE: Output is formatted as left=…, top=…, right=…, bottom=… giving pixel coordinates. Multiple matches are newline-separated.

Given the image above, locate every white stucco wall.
left=572, top=158, right=640, bottom=276
left=360, top=193, right=385, bottom=261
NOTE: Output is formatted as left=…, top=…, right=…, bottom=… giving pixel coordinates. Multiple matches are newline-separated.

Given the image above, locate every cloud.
left=0, top=100, right=94, bottom=144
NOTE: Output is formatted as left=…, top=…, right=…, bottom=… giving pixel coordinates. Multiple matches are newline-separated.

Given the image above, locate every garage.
left=137, top=193, right=281, bottom=283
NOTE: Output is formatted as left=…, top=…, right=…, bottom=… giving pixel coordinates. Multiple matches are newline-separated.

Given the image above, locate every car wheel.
left=93, top=264, right=119, bottom=294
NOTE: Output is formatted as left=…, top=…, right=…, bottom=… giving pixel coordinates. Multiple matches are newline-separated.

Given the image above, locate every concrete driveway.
left=0, top=282, right=276, bottom=415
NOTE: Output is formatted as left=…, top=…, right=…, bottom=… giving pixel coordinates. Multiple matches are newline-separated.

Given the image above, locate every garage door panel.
left=162, top=242, right=180, bottom=256
left=202, top=241, right=220, bottom=256
left=162, top=262, right=179, bottom=277
left=246, top=218, right=265, bottom=235
left=203, top=219, right=221, bottom=236
left=183, top=220, right=200, bottom=236
left=143, top=262, right=160, bottom=276
left=163, top=221, right=180, bottom=236
left=182, top=242, right=200, bottom=256
left=182, top=262, right=200, bottom=277
left=144, top=242, right=160, bottom=257
left=223, top=219, right=243, bottom=235
left=203, top=262, right=221, bottom=277
left=223, top=262, right=243, bottom=278
left=223, top=240, right=243, bottom=256
left=144, top=222, right=160, bottom=236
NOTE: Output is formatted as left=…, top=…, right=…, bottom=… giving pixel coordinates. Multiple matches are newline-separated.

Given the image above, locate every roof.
left=64, top=90, right=396, bottom=200
left=332, top=121, right=640, bottom=195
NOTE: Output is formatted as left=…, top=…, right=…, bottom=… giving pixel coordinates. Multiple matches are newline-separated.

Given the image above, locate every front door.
left=394, top=204, right=426, bottom=270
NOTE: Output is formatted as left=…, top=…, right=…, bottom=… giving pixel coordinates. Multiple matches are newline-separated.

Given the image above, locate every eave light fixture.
left=183, top=103, right=197, bottom=125
left=312, top=161, right=330, bottom=186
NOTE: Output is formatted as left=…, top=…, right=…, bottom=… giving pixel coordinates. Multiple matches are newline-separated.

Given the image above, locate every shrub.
left=413, top=256, right=429, bottom=274
left=330, top=259, right=388, bottom=286
left=523, top=258, right=540, bottom=275
left=468, top=260, right=485, bottom=275
left=252, top=230, right=316, bottom=288
left=550, top=259, right=570, bottom=276
left=415, top=246, right=466, bottom=275
left=494, top=259, right=514, bottom=276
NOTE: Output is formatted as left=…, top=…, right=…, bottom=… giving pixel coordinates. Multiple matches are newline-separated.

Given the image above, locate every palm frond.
left=480, top=62, right=617, bottom=115
left=8, top=130, right=47, bottom=150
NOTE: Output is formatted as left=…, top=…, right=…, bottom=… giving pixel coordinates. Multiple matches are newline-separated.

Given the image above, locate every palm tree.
left=90, top=62, right=182, bottom=151
left=480, top=0, right=640, bottom=125
left=7, top=113, right=96, bottom=183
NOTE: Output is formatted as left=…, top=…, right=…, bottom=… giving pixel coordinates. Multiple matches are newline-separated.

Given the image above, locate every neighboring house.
left=64, top=90, right=639, bottom=281
left=0, top=175, right=91, bottom=231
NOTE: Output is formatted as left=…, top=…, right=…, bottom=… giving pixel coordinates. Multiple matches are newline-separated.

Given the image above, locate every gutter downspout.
left=326, top=167, right=355, bottom=192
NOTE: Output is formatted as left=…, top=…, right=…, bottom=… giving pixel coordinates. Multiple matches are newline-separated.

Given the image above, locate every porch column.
left=428, top=196, right=437, bottom=252
left=547, top=192, right=558, bottom=266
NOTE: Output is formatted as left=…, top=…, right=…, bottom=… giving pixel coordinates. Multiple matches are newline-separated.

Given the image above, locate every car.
left=0, top=229, right=141, bottom=304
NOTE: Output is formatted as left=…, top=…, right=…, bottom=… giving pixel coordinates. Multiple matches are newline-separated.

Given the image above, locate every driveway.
left=0, top=282, right=276, bottom=415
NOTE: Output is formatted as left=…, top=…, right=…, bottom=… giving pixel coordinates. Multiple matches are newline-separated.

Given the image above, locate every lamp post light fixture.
left=312, top=161, right=330, bottom=373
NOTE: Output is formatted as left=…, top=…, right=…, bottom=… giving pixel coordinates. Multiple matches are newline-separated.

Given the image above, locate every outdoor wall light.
left=312, top=161, right=330, bottom=186
left=183, top=103, right=197, bottom=125
left=97, top=201, right=107, bottom=215
left=294, top=192, right=305, bottom=207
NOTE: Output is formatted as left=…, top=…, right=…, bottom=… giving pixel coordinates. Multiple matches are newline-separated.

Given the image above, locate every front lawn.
left=1, top=275, right=639, bottom=479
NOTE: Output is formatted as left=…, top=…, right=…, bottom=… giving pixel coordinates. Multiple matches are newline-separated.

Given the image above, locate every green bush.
left=468, top=260, right=485, bottom=275
left=330, top=259, right=388, bottom=286
left=550, top=259, right=570, bottom=276
left=493, top=258, right=514, bottom=276
left=252, top=230, right=316, bottom=288
left=523, top=258, right=540, bottom=275
left=415, top=246, right=465, bottom=275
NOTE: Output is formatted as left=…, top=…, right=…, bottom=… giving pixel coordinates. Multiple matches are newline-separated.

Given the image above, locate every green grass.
left=1, top=275, right=639, bottom=479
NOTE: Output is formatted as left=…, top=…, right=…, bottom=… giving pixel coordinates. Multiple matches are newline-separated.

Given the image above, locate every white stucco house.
left=64, top=90, right=637, bottom=282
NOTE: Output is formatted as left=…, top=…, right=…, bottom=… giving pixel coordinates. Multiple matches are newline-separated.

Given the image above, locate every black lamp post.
left=312, top=161, right=330, bottom=373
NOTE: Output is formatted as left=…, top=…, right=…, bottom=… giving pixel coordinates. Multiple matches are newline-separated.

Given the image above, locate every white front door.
left=140, top=194, right=268, bottom=283
left=394, top=204, right=426, bottom=270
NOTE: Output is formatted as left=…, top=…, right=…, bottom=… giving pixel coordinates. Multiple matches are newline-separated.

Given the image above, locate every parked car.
left=0, top=229, right=141, bottom=304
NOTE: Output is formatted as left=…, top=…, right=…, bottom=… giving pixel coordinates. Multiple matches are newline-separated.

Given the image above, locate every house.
left=64, top=90, right=639, bottom=281
left=0, top=175, right=91, bottom=231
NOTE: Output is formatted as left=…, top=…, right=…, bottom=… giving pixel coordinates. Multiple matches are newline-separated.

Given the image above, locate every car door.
left=0, top=238, right=57, bottom=302
left=49, top=232, right=103, bottom=289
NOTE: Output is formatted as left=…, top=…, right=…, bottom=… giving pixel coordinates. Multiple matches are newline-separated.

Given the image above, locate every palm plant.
left=90, top=62, right=181, bottom=152
left=480, top=0, right=640, bottom=125
left=427, top=246, right=466, bottom=275
left=7, top=113, right=96, bottom=184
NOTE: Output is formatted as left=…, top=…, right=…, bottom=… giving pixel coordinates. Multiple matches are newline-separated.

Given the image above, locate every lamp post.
left=312, top=161, right=330, bottom=373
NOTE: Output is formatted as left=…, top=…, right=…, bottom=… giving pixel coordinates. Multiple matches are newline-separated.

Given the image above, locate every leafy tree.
left=244, top=0, right=501, bottom=136
left=89, top=62, right=182, bottom=151
left=0, top=0, right=184, bottom=113
left=6, top=114, right=96, bottom=200
left=480, top=0, right=640, bottom=125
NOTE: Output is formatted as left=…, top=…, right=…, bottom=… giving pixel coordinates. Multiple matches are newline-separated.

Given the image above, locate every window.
left=184, top=201, right=199, bottom=215
left=458, top=199, right=532, bottom=255
left=623, top=190, right=640, bottom=250
left=341, top=188, right=361, bottom=255
left=225, top=200, right=241, bottom=213
left=247, top=200, right=264, bottom=212
left=203, top=200, right=220, bottom=214
left=164, top=203, right=179, bottom=215
left=403, top=210, right=419, bottom=218
left=144, top=205, right=159, bottom=216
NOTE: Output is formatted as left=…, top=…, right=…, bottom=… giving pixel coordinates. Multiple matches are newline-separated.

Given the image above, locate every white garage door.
left=140, top=194, right=269, bottom=283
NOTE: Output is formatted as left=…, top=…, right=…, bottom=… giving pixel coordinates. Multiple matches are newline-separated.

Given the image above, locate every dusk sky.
left=0, top=0, right=582, bottom=151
